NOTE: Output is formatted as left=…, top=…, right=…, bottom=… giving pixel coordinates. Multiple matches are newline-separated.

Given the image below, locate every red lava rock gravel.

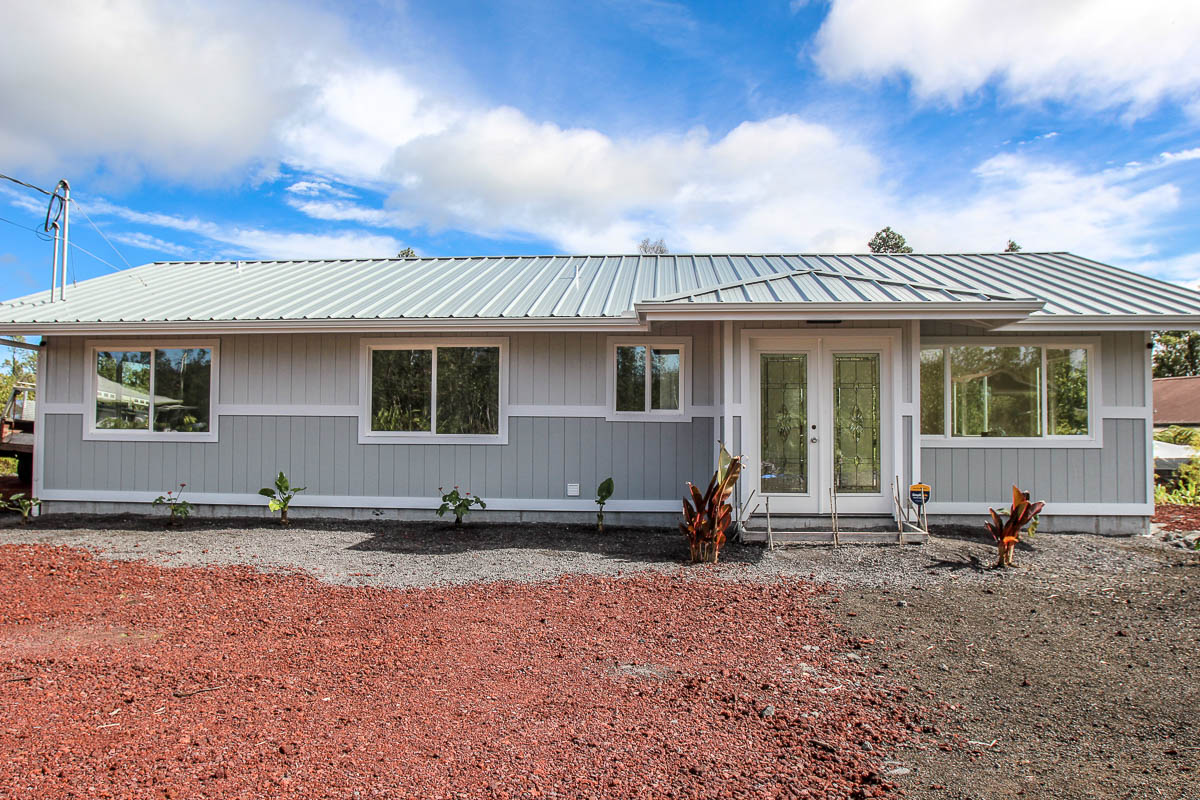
left=0, top=544, right=913, bottom=799
left=1152, top=503, right=1200, bottom=532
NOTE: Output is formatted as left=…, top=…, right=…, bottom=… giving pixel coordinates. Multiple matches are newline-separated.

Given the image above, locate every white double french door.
left=749, top=335, right=893, bottom=515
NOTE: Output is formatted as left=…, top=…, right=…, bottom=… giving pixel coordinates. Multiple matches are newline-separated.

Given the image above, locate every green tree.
left=396, top=247, right=417, bottom=258
left=1005, top=239, right=1022, bottom=252
left=1153, top=331, right=1200, bottom=377
left=868, top=226, right=913, bottom=254
left=638, top=238, right=669, bottom=255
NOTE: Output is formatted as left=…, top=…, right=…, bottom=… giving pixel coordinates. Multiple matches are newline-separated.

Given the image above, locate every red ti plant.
left=681, top=443, right=743, bottom=563
left=985, top=485, right=1045, bottom=568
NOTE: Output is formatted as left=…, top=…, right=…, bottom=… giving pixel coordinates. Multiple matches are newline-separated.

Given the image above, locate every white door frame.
left=743, top=328, right=901, bottom=515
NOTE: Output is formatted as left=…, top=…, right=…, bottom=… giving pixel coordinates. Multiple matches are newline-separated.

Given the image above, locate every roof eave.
left=996, top=314, right=1200, bottom=331
left=0, top=316, right=650, bottom=336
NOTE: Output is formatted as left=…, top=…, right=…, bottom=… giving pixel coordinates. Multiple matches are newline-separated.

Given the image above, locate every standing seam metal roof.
left=0, top=252, right=1197, bottom=324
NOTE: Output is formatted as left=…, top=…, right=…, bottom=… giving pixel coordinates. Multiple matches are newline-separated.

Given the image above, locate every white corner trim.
left=32, top=346, right=46, bottom=511
left=37, top=489, right=682, bottom=513
left=925, top=501, right=1152, bottom=516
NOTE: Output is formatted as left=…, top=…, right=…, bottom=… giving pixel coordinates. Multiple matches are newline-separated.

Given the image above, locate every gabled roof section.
left=0, top=252, right=1197, bottom=333
left=640, top=267, right=1040, bottom=305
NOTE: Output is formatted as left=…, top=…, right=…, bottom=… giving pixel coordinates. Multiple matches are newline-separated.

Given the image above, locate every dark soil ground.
left=835, top=534, right=1199, bottom=800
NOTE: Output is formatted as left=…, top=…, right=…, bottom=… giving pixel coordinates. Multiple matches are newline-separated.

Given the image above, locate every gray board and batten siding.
left=38, top=325, right=718, bottom=521
left=916, top=323, right=1151, bottom=533
left=38, top=319, right=1154, bottom=531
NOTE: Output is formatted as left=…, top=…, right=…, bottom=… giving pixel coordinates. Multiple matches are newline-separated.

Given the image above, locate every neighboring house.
left=1152, top=376, right=1200, bottom=427
left=1, top=252, right=1198, bottom=534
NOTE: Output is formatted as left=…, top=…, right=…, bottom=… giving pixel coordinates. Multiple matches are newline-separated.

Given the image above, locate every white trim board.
left=924, top=502, right=1152, bottom=516
left=217, top=404, right=360, bottom=417
left=41, top=404, right=722, bottom=421
left=37, top=489, right=682, bottom=513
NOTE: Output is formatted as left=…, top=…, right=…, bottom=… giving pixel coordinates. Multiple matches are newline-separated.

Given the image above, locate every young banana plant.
left=985, top=485, right=1045, bottom=568
left=680, top=443, right=743, bottom=563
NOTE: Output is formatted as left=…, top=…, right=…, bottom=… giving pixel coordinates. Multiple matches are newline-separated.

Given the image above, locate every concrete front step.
left=740, top=529, right=928, bottom=545
left=742, top=514, right=898, bottom=532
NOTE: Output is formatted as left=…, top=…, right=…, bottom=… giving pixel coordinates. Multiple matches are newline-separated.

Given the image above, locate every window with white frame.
left=92, top=345, right=215, bottom=435
left=920, top=342, right=1091, bottom=438
left=608, top=338, right=689, bottom=417
left=365, top=340, right=504, bottom=438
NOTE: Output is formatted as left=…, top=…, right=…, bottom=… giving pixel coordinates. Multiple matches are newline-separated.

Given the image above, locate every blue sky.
left=1, top=0, right=1199, bottom=296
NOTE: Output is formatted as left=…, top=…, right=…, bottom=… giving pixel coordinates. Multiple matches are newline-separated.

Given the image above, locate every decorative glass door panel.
left=832, top=353, right=881, bottom=494
left=759, top=353, right=808, bottom=494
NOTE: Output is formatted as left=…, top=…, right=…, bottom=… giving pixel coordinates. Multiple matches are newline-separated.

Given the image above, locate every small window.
left=919, top=347, right=944, bottom=436
left=1047, top=348, right=1089, bottom=436
left=94, top=345, right=213, bottom=435
left=615, top=345, right=647, bottom=412
left=612, top=340, right=687, bottom=416
left=365, top=341, right=504, bottom=440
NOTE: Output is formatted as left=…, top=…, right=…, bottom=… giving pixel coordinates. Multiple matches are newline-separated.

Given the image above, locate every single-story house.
left=1152, top=375, right=1200, bottom=427
left=2, top=252, right=1199, bottom=534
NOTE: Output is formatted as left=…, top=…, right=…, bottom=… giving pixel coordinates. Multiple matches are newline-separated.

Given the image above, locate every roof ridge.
left=145, top=251, right=1074, bottom=266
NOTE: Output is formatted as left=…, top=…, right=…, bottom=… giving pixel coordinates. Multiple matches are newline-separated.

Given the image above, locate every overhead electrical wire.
left=0, top=171, right=149, bottom=289
left=0, top=172, right=52, bottom=197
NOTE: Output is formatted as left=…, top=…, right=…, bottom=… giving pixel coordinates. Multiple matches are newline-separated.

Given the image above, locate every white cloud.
left=285, top=180, right=356, bottom=198
left=284, top=198, right=397, bottom=228
left=108, top=232, right=192, bottom=258
left=377, top=105, right=1192, bottom=277
left=280, top=66, right=457, bottom=184
left=2, top=0, right=1196, bottom=285
left=0, top=0, right=343, bottom=181
left=85, top=198, right=400, bottom=260
left=1161, top=147, right=1200, bottom=163
left=811, top=0, right=1200, bottom=115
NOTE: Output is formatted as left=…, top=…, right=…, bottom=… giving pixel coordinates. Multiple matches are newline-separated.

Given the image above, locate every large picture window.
left=608, top=338, right=689, bottom=419
left=920, top=342, right=1092, bottom=439
left=364, top=340, right=505, bottom=442
left=92, top=344, right=214, bottom=438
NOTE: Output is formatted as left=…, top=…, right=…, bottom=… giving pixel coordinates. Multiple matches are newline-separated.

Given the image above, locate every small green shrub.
left=152, top=484, right=193, bottom=525
left=596, top=477, right=614, bottom=533
left=5, top=492, right=41, bottom=524
left=437, top=486, right=485, bottom=525
left=259, top=472, right=305, bottom=525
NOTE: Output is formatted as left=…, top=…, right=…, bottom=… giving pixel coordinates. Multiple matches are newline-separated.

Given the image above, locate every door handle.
left=810, top=436, right=818, bottom=443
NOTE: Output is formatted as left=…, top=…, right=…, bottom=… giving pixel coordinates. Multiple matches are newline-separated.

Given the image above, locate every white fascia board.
left=0, top=317, right=649, bottom=336
left=997, top=315, right=1200, bottom=331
